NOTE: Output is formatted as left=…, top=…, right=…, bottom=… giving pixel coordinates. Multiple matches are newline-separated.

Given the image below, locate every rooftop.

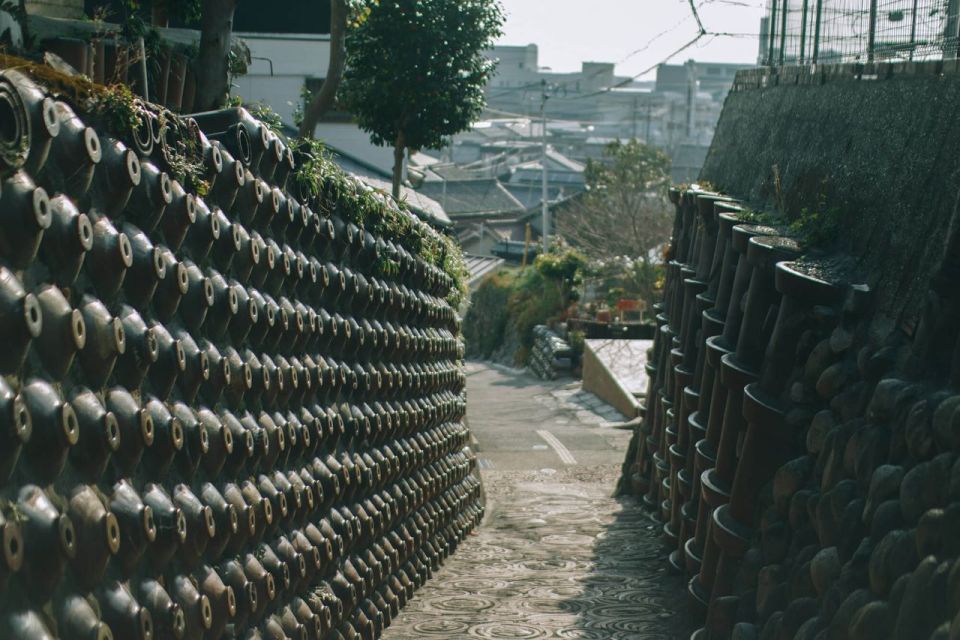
left=418, top=178, right=526, bottom=217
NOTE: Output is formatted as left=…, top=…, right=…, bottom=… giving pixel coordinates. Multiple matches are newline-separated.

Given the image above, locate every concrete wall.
left=700, top=62, right=960, bottom=321
left=233, top=32, right=330, bottom=126
left=25, top=0, right=83, bottom=19
left=581, top=340, right=645, bottom=419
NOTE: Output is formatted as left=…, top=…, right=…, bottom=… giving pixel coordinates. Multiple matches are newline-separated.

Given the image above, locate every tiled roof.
left=546, top=148, right=585, bottom=172
left=463, top=254, right=506, bottom=289
left=417, top=179, right=525, bottom=217
left=502, top=183, right=567, bottom=210
left=428, top=164, right=499, bottom=181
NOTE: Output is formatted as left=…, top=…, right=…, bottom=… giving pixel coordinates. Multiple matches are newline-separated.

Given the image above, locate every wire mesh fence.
left=761, top=0, right=960, bottom=65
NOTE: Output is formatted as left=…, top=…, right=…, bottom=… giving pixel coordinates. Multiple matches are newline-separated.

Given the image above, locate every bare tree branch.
left=556, top=140, right=673, bottom=304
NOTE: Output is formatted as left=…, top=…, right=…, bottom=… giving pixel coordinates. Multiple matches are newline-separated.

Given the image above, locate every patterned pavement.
left=382, top=364, right=692, bottom=639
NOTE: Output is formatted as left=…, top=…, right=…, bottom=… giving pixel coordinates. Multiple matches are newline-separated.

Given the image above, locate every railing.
left=762, top=0, right=960, bottom=65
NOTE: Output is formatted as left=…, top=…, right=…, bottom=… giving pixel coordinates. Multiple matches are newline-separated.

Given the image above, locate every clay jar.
left=21, top=379, right=78, bottom=484
left=34, top=285, right=85, bottom=380
left=66, top=484, right=120, bottom=591
left=0, top=171, right=51, bottom=268
left=17, top=485, right=76, bottom=603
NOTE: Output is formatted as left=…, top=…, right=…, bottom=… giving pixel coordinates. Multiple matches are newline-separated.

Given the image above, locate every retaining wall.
left=620, top=63, right=960, bottom=640
left=0, top=62, right=480, bottom=640
left=700, top=62, right=960, bottom=321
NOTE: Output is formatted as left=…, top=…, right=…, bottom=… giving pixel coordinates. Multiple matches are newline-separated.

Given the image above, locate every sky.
left=495, top=0, right=766, bottom=79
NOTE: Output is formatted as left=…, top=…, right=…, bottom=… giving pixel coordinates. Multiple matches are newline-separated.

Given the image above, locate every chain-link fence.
left=760, top=0, right=960, bottom=65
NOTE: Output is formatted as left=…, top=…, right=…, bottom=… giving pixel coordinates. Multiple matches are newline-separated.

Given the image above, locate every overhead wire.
left=486, top=5, right=703, bottom=101
left=490, top=0, right=755, bottom=103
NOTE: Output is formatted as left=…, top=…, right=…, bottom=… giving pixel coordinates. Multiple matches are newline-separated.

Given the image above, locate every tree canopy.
left=557, top=139, right=673, bottom=304
left=340, top=0, right=504, bottom=197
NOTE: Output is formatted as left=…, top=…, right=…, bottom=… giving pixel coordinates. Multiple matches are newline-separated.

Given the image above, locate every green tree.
left=557, top=139, right=672, bottom=305
left=341, top=0, right=504, bottom=199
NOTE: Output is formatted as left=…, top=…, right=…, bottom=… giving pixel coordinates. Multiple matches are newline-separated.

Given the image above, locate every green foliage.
left=567, top=329, right=585, bottom=356
left=292, top=83, right=315, bottom=129
left=508, top=268, right=564, bottom=349
left=117, top=0, right=202, bottom=24
left=166, top=0, right=202, bottom=23
left=341, top=0, right=504, bottom=152
left=464, top=244, right=586, bottom=361
left=290, top=137, right=469, bottom=307
left=584, top=139, right=671, bottom=196
left=92, top=82, right=143, bottom=133
left=463, top=270, right=514, bottom=358
left=789, top=206, right=843, bottom=250
left=228, top=38, right=251, bottom=80
left=558, top=139, right=672, bottom=307
left=736, top=208, right=779, bottom=224
left=157, top=109, right=207, bottom=192
left=588, top=255, right=663, bottom=311
left=534, top=244, right=587, bottom=287
left=247, top=102, right=286, bottom=138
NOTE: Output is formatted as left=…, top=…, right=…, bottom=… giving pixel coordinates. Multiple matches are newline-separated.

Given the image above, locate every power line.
left=484, top=1, right=711, bottom=101
left=488, top=0, right=755, bottom=104
left=481, top=102, right=671, bottom=125
left=562, top=34, right=706, bottom=101
left=688, top=0, right=708, bottom=35
left=483, top=0, right=764, bottom=119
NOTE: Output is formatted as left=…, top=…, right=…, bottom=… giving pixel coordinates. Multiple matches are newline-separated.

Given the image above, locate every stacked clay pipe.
left=0, top=68, right=482, bottom=640
left=621, top=184, right=960, bottom=639
left=528, top=325, right=574, bottom=380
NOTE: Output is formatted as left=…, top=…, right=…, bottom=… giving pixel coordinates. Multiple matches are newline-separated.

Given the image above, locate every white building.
left=233, top=31, right=330, bottom=126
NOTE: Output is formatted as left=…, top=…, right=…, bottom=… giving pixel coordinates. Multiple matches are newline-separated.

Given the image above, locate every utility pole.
left=632, top=96, right=638, bottom=140
left=645, top=99, right=652, bottom=143
left=540, top=80, right=550, bottom=254
left=945, top=0, right=960, bottom=58
left=685, top=61, right=696, bottom=140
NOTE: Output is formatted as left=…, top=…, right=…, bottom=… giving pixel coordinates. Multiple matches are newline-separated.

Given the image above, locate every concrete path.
left=382, top=362, right=693, bottom=639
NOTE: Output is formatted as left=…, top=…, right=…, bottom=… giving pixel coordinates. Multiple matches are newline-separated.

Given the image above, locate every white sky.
left=496, top=0, right=766, bottom=78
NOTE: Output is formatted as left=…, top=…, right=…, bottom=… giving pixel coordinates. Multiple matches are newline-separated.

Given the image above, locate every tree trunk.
left=392, top=131, right=406, bottom=200
left=152, top=1, right=169, bottom=27
left=299, top=0, right=347, bottom=137
left=194, top=0, right=237, bottom=111
left=17, top=0, right=29, bottom=47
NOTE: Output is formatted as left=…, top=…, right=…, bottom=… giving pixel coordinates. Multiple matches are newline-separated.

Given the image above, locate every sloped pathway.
left=382, top=362, right=692, bottom=639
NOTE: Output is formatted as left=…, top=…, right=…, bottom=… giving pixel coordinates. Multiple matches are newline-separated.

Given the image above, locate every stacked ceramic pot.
left=617, top=184, right=960, bottom=640
left=528, top=325, right=574, bottom=380
left=0, top=68, right=482, bottom=640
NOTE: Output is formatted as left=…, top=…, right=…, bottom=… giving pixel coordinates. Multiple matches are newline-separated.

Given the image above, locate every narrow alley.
left=383, top=362, right=691, bottom=639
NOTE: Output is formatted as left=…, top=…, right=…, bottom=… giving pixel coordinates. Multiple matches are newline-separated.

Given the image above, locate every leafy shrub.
left=462, top=270, right=514, bottom=359
left=463, top=244, right=587, bottom=363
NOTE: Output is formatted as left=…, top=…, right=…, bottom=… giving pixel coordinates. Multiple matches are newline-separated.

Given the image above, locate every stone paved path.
left=382, top=362, right=692, bottom=639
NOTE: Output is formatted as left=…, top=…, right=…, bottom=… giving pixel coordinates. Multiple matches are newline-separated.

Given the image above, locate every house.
left=232, top=3, right=332, bottom=126
left=480, top=44, right=752, bottom=178
left=506, top=148, right=586, bottom=189
left=417, top=178, right=525, bottom=221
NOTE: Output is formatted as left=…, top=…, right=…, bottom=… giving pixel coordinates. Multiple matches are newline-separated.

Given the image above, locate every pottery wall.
left=620, top=63, right=960, bottom=640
